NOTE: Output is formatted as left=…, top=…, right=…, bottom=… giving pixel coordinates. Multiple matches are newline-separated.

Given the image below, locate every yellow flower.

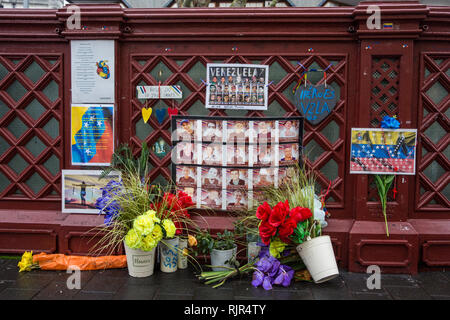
left=141, top=234, right=158, bottom=251
left=125, top=228, right=142, bottom=249
left=133, top=214, right=155, bottom=235
left=162, top=219, right=176, bottom=238
left=17, top=251, right=34, bottom=272
left=151, top=224, right=163, bottom=242
left=269, top=238, right=286, bottom=259
left=188, top=235, right=197, bottom=247
left=182, top=248, right=189, bottom=256
left=144, top=209, right=160, bottom=223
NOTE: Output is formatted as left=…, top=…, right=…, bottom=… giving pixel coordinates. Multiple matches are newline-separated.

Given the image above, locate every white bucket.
left=124, top=242, right=156, bottom=278
left=178, top=238, right=188, bottom=269
left=160, top=237, right=179, bottom=273
left=296, top=235, right=339, bottom=283
left=210, top=246, right=237, bottom=272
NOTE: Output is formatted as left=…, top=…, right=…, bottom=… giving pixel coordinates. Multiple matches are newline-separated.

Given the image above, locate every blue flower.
left=380, top=116, right=400, bottom=129
left=252, top=246, right=294, bottom=290
left=95, top=179, right=123, bottom=225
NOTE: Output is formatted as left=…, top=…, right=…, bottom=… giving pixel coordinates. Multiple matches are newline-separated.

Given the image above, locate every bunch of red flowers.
left=153, top=190, right=194, bottom=235
left=256, top=200, right=312, bottom=245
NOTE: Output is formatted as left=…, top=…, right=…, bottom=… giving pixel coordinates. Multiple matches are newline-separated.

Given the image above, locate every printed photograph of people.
left=279, top=143, right=298, bottom=165
left=202, top=120, right=223, bottom=143
left=201, top=188, right=222, bottom=209
left=176, top=119, right=196, bottom=142
left=226, top=189, right=247, bottom=211
left=227, top=168, right=248, bottom=189
left=177, top=142, right=196, bottom=164
left=279, top=120, right=299, bottom=142
left=253, top=145, right=273, bottom=167
left=254, top=167, right=273, bottom=188
left=201, top=167, right=222, bottom=188
left=255, top=120, right=274, bottom=143
left=202, top=143, right=221, bottom=166
left=227, top=121, right=248, bottom=143
left=278, top=166, right=296, bottom=187
left=176, top=166, right=197, bottom=187
left=226, top=144, right=247, bottom=166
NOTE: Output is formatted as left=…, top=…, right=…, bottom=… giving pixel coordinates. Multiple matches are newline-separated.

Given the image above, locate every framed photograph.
left=202, top=143, right=222, bottom=166
left=71, top=104, right=114, bottom=166
left=200, top=188, right=223, bottom=209
left=226, top=189, right=248, bottom=211
left=175, top=118, right=197, bottom=142
left=279, top=143, right=299, bottom=165
left=254, top=120, right=275, bottom=143
left=226, top=168, right=248, bottom=189
left=201, top=167, right=222, bottom=188
left=176, top=142, right=197, bottom=165
left=350, top=128, right=418, bottom=175
left=62, top=169, right=121, bottom=214
left=176, top=166, right=197, bottom=187
left=202, top=120, right=223, bottom=143
left=253, top=167, right=274, bottom=188
left=206, top=63, right=269, bottom=110
left=279, top=119, right=300, bottom=142
left=252, top=144, right=274, bottom=167
left=226, top=144, right=248, bottom=166
left=227, top=120, right=249, bottom=144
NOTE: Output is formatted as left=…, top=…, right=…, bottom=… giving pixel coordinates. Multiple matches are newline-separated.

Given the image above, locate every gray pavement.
left=0, top=257, right=449, bottom=300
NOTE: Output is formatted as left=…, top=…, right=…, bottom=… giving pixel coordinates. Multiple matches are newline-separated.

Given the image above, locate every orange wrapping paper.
left=32, top=253, right=127, bottom=271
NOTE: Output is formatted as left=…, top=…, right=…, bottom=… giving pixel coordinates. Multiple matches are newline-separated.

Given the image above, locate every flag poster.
left=206, top=63, right=269, bottom=110
left=71, top=104, right=114, bottom=166
left=171, top=116, right=304, bottom=211
left=350, top=128, right=417, bottom=175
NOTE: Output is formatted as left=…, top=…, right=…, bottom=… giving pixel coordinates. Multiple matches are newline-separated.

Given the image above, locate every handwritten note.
left=295, top=84, right=337, bottom=125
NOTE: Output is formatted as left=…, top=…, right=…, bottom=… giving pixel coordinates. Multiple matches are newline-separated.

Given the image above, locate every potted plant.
left=93, top=142, right=195, bottom=277
left=195, top=229, right=237, bottom=272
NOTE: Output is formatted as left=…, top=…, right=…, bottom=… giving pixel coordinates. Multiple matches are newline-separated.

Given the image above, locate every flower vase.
left=178, top=238, right=188, bottom=269
left=160, top=237, right=179, bottom=273
left=124, top=241, right=156, bottom=278
left=210, top=245, right=237, bottom=272
left=295, top=235, right=339, bottom=283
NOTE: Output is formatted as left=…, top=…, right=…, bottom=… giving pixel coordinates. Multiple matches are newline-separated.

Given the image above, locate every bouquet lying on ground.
left=18, top=251, right=127, bottom=272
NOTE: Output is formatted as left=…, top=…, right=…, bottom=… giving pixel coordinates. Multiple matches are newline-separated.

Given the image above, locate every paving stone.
left=0, top=288, right=39, bottom=300
left=82, top=275, right=127, bottom=293
left=385, top=286, right=432, bottom=300
left=431, top=295, right=450, bottom=300
left=351, top=292, right=393, bottom=300
left=193, top=287, right=234, bottom=300
left=232, top=281, right=273, bottom=300
left=157, top=279, right=197, bottom=295
left=311, top=287, right=352, bottom=300
left=113, top=284, right=158, bottom=300
left=8, top=273, right=54, bottom=290
left=154, top=293, right=193, bottom=300
left=32, top=281, right=80, bottom=300
left=52, top=270, right=95, bottom=288
left=378, top=274, right=419, bottom=287
left=412, top=272, right=450, bottom=296
left=272, top=289, right=314, bottom=300
left=73, top=291, right=115, bottom=300
left=95, top=268, right=129, bottom=278
left=0, top=280, right=13, bottom=294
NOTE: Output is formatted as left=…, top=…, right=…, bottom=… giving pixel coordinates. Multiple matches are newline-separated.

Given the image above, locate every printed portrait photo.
left=227, top=121, right=248, bottom=143
left=253, top=167, right=274, bottom=188
left=202, top=120, right=223, bottom=143
left=279, top=143, right=299, bottom=165
left=255, top=120, right=274, bottom=143
left=226, top=189, right=248, bottom=211
left=252, top=145, right=274, bottom=167
left=200, top=188, right=222, bottom=209
left=279, top=120, right=299, bottom=142
left=176, top=166, right=197, bottom=187
left=226, top=168, right=248, bottom=189
left=176, top=142, right=196, bottom=164
left=176, top=119, right=196, bottom=142
left=202, top=143, right=222, bottom=166
left=201, top=167, right=222, bottom=188
left=278, top=166, right=296, bottom=187
left=226, top=144, right=248, bottom=166
left=181, top=186, right=197, bottom=205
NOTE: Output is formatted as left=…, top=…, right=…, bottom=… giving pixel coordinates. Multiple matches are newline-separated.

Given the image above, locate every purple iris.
left=380, top=116, right=400, bottom=129
left=251, top=247, right=294, bottom=290
left=96, top=179, right=123, bottom=225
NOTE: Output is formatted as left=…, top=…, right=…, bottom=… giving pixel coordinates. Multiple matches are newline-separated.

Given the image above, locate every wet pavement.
left=1, top=257, right=449, bottom=300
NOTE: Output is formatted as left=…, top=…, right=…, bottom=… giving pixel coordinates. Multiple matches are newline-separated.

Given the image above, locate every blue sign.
left=295, top=84, right=337, bottom=125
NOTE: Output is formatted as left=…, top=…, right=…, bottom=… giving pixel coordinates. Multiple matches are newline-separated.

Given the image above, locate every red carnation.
left=289, top=206, right=312, bottom=223
left=278, top=217, right=297, bottom=243
left=256, top=202, right=272, bottom=221
left=268, top=200, right=290, bottom=228
left=177, top=190, right=195, bottom=209
left=259, top=220, right=277, bottom=245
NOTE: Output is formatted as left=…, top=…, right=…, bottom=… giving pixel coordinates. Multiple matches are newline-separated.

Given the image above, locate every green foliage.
left=374, top=174, right=395, bottom=237
left=195, top=229, right=236, bottom=254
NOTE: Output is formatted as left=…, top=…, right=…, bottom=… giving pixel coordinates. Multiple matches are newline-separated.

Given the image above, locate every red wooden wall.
left=0, top=1, right=448, bottom=273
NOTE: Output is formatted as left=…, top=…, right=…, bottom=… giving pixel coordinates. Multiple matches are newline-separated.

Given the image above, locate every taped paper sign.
left=137, top=85, right=182, bottom=99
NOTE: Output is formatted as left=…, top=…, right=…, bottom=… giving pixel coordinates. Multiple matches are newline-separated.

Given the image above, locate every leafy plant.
left=374, top=174, right=395, bottom=237
left=195, top=229, right=236, bottom=255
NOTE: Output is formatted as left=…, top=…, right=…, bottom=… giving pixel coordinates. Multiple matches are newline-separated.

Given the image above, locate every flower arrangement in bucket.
left=93, top=142, right=196, bottom=277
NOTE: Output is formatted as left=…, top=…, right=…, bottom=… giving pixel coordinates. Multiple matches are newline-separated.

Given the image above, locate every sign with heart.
left=155, top=108, right=167, bottom=124
left=168, top=107, right=179, bottom=117
left=294, top=84, right=337, bottom=125
left=142, top=107, right=152, bottom=123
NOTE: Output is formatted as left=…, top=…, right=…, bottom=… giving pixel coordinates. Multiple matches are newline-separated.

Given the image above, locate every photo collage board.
left=172, top=116, right=304, bottom=211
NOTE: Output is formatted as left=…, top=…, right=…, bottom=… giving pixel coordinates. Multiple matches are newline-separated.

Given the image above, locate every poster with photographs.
left=206, top=64, right=269, bottom=110
left=172, top=116, right=304, bottom=211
